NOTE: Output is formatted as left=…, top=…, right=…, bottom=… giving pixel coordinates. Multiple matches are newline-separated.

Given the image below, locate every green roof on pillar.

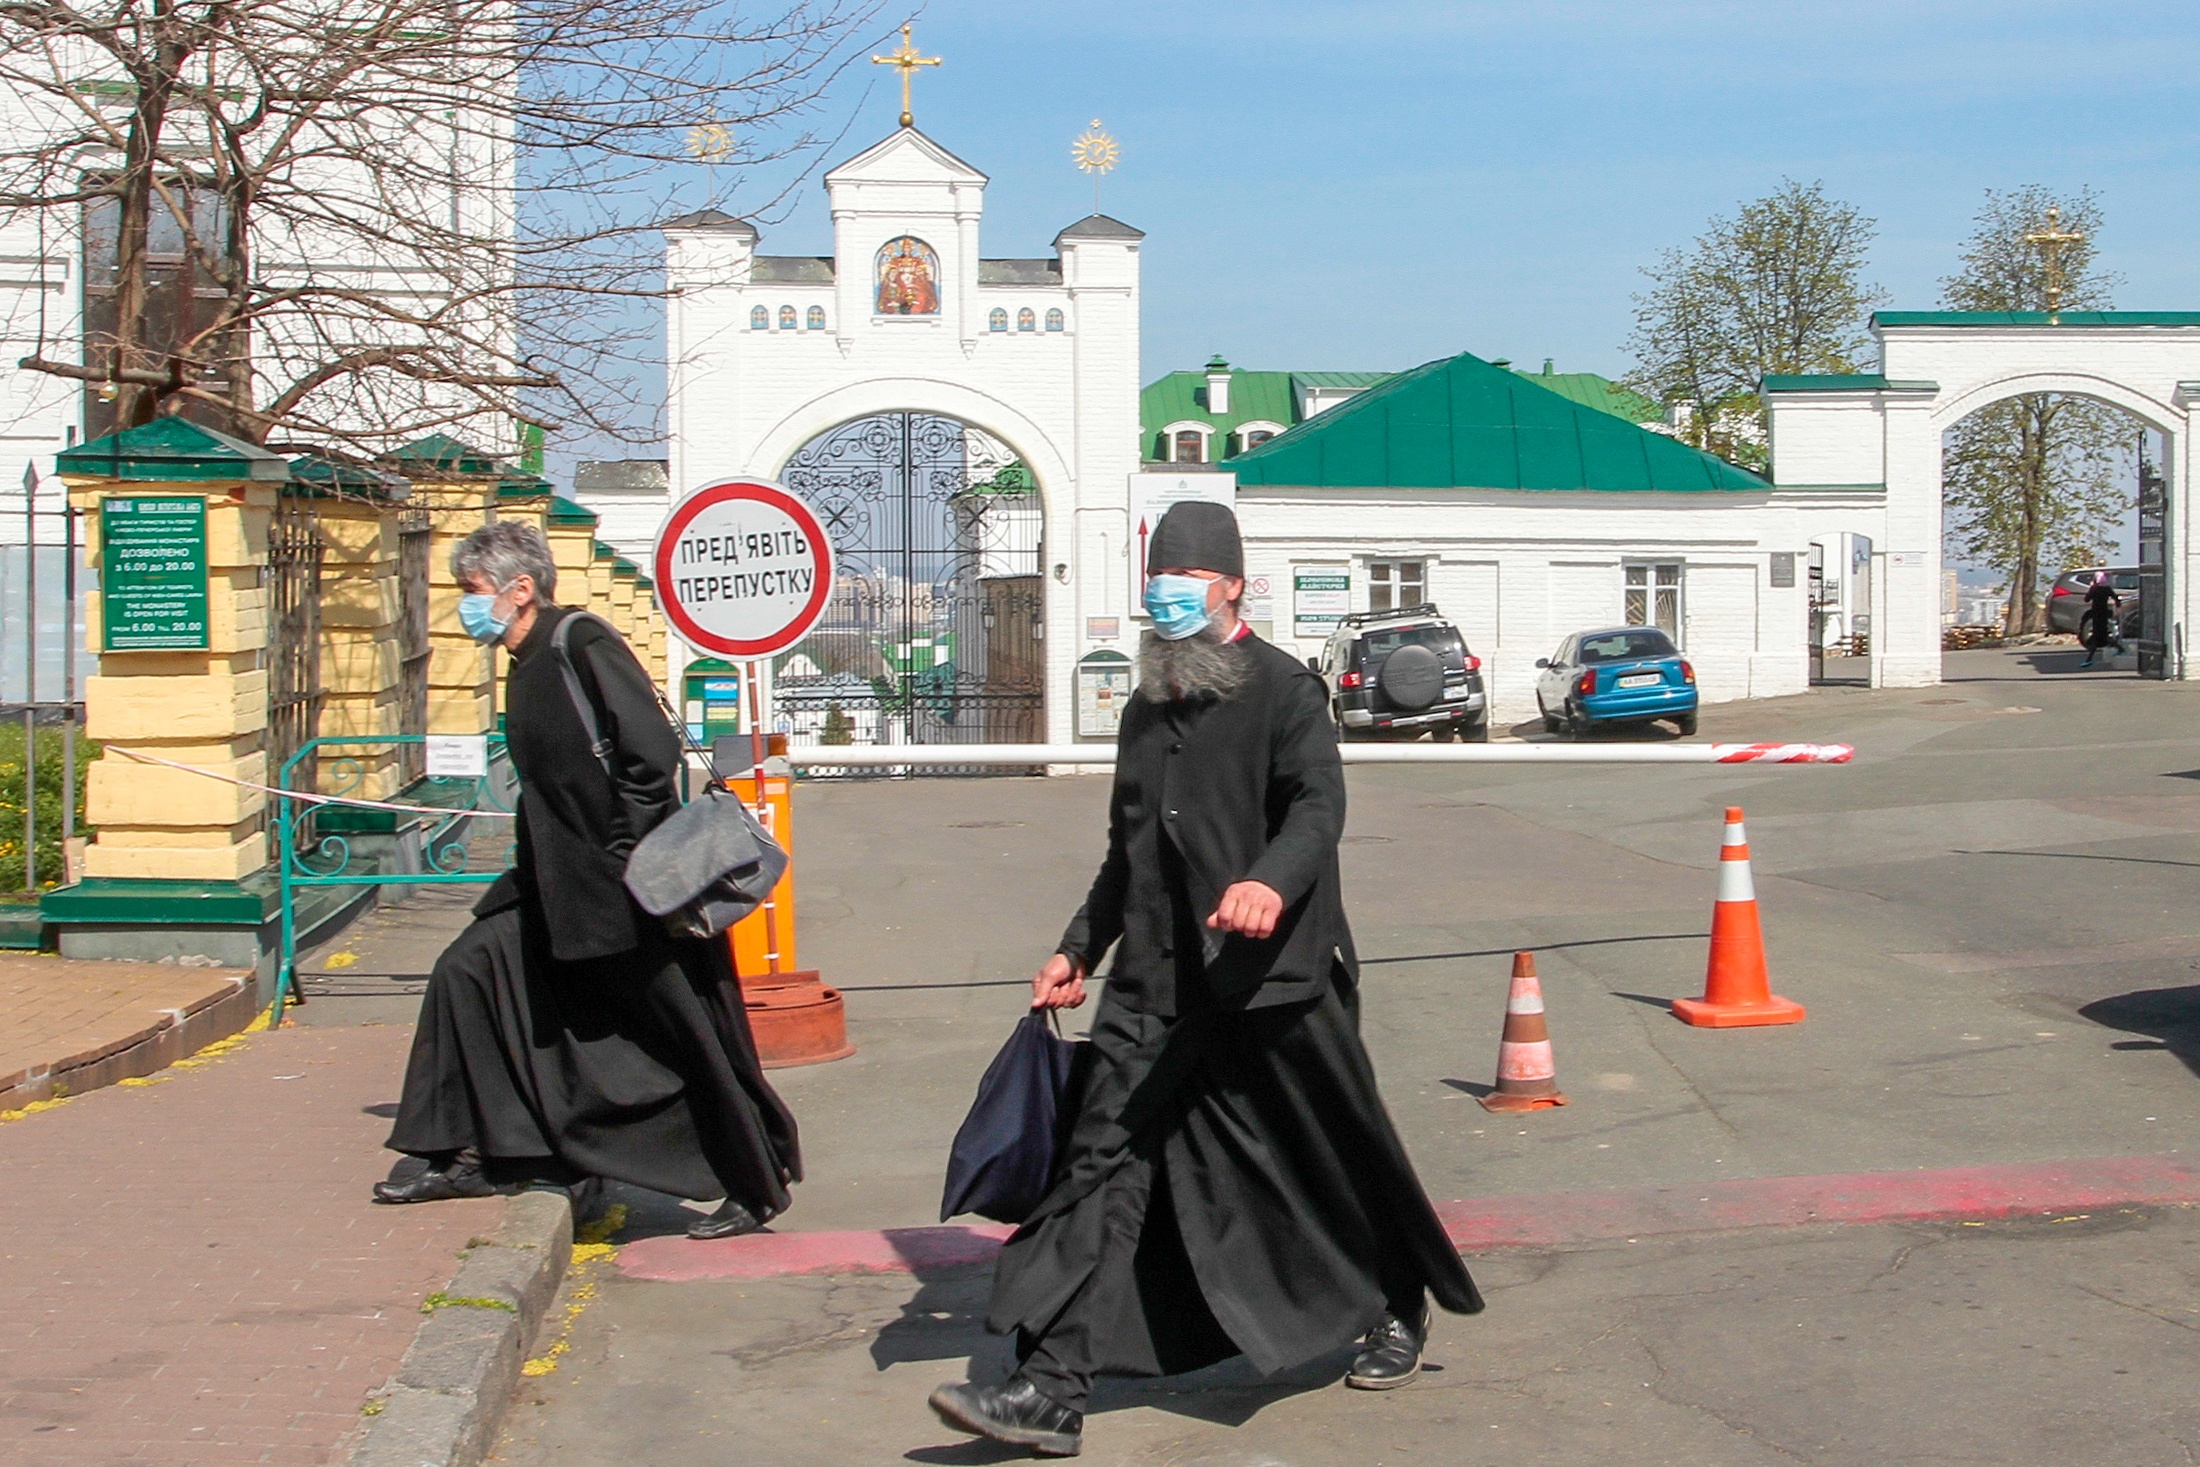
left=384, top=432, right=504, bottom=476
left=286, top=449, right=410, bottom=497
left=57, top=416, right=289, bottom=482
left=547, top=496, right=597, bottom=526
left=1226, top=351, right=1766, bottom=492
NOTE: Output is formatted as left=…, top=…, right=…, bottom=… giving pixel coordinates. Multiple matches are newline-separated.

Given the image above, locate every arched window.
left=1245, top=429, right=1275, bottom=449
left=873, top=235, right=941, bottom=315
left=1017, top=307, right=1036, bottom=333
left=989, top=307, right=1008, bottom=332
left=750, top=305, right=768, bottom=330
left=806, top=305, right=825, bottom=330
left=778, top=305, right=797, bottom=330
left=1173, top=430, right=1204, bottom=465
left=1045, top=308, right=1064, bottom=332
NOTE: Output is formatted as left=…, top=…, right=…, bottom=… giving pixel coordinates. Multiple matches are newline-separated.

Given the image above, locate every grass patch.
left=0, top=723, right=99, bottom=891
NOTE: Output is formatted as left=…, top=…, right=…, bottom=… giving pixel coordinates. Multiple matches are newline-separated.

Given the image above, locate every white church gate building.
left=1767, top=312, right=2200, bottom=687
left=646, top=126, right=1144, bottom=754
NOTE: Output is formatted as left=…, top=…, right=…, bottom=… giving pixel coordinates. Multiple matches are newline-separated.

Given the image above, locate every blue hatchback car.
left=1534, top=626, right=1698, bottom=738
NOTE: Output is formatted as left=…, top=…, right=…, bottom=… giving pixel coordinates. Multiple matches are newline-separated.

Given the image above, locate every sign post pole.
left=652, top=477, right=846, bottom=1064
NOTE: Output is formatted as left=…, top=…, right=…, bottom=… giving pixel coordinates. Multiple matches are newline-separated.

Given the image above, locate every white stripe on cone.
left=1506, top=979, right=1546, bottom=1016
left=1717, top=852, right=1756, bottom=903
left=1497, top=1040, right=1557, bottom=1082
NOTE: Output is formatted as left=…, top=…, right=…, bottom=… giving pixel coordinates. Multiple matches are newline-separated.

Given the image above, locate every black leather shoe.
left=1347, top=1306, right=1429, bottom=1390
left=686, top=1199, right=772, bottom=1240
left=929, top=1378, right=1083, bottom=1457
left=371, top=1157, right=504, bottom=1205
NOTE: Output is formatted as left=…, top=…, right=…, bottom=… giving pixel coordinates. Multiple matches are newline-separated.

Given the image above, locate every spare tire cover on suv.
left=1377, top=642, right=1444, bottom=711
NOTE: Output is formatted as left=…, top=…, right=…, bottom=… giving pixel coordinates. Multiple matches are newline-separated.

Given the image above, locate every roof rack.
left=1340, top=601, right=1442, bottom=627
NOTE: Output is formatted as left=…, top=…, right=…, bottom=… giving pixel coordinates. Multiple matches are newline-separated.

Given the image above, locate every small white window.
left=749, top=305, right=768, bottom=330
left=1625, top=562, right=1683, bottom=641
left=1368, top=559, right=1425, bottom=614
left=1173, top=429, right=1204, bottom=465
left=989, top=307, right=1008, bottom=332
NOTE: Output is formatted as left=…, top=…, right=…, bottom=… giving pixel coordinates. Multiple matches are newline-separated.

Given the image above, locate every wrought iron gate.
left=778, top=413, right=1044, bottom=769
left=2137, top=450, right=2170, bottom=679
left=396, top=507, right=432, bottom=780
left=266, top=497, right=325, bottom=808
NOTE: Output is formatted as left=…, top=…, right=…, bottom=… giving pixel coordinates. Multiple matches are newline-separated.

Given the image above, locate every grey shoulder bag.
left=551, top=611, right=788, bottom=939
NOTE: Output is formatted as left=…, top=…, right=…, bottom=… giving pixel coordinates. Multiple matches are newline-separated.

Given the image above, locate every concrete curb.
left=347, top=1190, right=573, bottom=1467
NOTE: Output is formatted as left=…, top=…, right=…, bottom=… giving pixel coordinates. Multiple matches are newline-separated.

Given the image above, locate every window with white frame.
left=1367, top=559, right=1425, bottom=613
left=1624, top=562, right=1683, bottom=641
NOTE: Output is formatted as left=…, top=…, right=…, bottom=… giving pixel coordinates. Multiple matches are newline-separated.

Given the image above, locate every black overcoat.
left=987, top=631, right=1480, bottom=1380
left=1057, top=632, right=1355, bottom=1013
left=387, top=606, right=800, bottom=1208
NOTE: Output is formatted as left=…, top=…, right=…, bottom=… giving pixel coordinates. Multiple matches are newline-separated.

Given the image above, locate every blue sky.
left=695, top=0, right=2200, bottom=389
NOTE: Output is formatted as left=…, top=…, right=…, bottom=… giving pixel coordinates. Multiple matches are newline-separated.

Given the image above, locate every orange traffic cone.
left=1672, top=807, right=1805, bottom=1028
left=1480, top=952, right=1568, bottom=1112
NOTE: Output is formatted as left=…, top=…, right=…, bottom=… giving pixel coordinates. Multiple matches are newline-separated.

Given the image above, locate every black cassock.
left=984, top=632, right=1480, bottom=1403
left=387, top=606, right=800, bottom=1209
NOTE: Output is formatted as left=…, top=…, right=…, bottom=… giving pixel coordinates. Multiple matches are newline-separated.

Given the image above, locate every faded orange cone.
left=1480, top=951, right=1568, bottom=1112
left=1672, top=806, right=1805, bottom=1028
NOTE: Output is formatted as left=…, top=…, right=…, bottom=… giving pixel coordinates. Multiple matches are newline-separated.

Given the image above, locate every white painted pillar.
left=1874, top=394, right=1943, bottom=688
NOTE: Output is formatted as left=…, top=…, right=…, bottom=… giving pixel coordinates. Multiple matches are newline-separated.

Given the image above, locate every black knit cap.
left=1147, top=500, right=1244, bottom=577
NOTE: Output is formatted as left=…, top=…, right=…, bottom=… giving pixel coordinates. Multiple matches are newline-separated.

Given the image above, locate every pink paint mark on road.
left=618, top=1154, right=2200, bottom=1284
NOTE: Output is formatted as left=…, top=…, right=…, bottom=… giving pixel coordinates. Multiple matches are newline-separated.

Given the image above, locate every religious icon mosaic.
left=875, top=235, right=940, bottom=316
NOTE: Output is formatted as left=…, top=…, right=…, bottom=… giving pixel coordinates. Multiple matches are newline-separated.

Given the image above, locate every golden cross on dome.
left=872, top=23, right=940, bottom=129
left=2024, top=205, right=2087, bottom=323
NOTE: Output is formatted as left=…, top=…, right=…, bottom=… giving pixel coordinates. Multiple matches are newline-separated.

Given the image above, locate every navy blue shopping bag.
left=940, top=1010, right=1083, bottom=1224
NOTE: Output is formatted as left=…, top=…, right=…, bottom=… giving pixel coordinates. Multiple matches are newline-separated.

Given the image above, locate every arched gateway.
left=1767, top=313, right=2200, bottom=687
left=625, top=122, right=1144, bottom=752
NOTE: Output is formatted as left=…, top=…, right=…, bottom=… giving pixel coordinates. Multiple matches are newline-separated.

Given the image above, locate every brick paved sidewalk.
left=0, top=1018, right=502, bottom=1465
left=0, top=956, right=259, bottom=1109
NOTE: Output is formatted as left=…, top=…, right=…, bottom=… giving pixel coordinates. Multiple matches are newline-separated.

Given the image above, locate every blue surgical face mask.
left=1143, top=573, right=1213, bottom=641
left=458, top=590, right=509, bottom=643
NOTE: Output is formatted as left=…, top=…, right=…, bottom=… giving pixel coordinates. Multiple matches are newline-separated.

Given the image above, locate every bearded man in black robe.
left=373, top=521, right=799, bottom=1240
left=931, top=502, right=1481, bottom=1458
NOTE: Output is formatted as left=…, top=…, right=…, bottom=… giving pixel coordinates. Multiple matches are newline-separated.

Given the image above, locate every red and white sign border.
left=652, top=477, right=835, bottom=660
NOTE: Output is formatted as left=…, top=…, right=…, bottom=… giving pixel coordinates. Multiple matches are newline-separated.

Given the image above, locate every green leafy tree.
left=1625, top=180, right=1887, bottom=470
left=1939, top=187, right=2130, bottom=635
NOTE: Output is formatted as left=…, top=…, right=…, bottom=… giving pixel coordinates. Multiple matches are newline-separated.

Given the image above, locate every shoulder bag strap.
left=550, top=610, right=618, bottom=777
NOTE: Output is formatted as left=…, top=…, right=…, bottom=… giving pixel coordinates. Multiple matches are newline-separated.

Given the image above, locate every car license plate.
left=1618, top=672, right=1660, bottom=688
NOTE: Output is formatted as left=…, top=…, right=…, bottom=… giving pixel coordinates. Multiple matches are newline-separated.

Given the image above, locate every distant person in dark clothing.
left=2080, top=571, right=2124, bottom=668
left=375, top=521, right=799, bottom=1240
left=929, top=502, right=1480, bottom=1459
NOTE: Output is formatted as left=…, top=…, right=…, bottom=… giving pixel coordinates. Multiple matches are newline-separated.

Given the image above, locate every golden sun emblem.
left=1071, top=120, right=1119, bottom=175
left=685, top=123, right=736, bottom=162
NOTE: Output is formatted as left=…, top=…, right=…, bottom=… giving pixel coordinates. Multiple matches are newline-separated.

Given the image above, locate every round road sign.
left=653, top=478, right=835, bottom=659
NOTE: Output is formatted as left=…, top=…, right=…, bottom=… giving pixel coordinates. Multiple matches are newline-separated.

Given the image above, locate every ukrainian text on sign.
left=1293, top=570, right=1350, bottom=639
left=653, top=479, right=836, bottom=659
left=100, top=495, right=209, bottom=651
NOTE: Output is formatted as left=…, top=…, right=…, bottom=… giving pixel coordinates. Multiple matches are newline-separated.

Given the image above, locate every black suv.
left=1310, top=603, right=1489, bottom=741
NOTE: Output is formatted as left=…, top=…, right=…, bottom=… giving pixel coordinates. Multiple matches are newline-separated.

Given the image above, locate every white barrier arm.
left=783, top=742, right=1853, bottom=769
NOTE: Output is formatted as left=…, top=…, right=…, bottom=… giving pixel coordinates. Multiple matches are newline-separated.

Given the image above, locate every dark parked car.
left=1534, top=626, right=1697, bottom=738
left=2045, top=566, right=2142, bottom=637
left=1312, top=603, right=1488, bottom=741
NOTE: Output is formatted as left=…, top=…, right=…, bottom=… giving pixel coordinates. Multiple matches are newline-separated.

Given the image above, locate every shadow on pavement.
left=2079, top=984, right=2200, bottom=1080
left=1362, top=931, right=1705, bottom=967
left=1954, top=847, right=2200, bottom=872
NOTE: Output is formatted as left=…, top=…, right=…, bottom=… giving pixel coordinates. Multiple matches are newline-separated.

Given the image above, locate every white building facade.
left=651, top=125, right=1146, bottom=745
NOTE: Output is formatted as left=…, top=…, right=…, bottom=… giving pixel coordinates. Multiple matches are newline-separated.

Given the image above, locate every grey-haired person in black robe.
left=375, top=521, right=799, bottom=1239
left=931, top=503, right=1480, bottom=1458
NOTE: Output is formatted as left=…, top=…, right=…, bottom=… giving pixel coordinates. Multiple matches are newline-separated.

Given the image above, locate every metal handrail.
left=274, top=733, right=514, bottom=1021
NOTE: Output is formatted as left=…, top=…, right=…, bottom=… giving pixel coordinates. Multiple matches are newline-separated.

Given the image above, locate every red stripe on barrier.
left=615, top=1154, right=2200, bottom=1283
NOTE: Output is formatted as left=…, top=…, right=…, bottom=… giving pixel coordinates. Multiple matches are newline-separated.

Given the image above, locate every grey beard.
left=1137, top=626, right=1250, bottom=702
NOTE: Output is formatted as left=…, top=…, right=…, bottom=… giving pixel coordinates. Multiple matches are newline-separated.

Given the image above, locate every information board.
left=1293, top=569, right=1350, bottom=639
left=100, top=495, right=209, bottom=651
left=1075, top=650, right=1134, bottom=738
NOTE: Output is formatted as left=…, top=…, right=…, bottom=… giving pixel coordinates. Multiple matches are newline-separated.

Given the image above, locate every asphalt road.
left=325, top=645, right=2200, bottom=1466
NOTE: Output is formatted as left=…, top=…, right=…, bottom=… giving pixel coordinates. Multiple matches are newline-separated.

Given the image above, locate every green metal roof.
left=1761, top=374, right=1940, bottom=393
left=1140, top=367, right=1300, bottom=454
left=57, top=416, right=288, bottom=483
left=1228, top=352, right=1767, bottom=493
left=592, top=540, right=616, bottom=561
left=1875, top=311, right=2200, bottom=328
left=496, top=473, right=553, bottom=500
left=547, top=496, right=598, bottom=527
left=286, top=450, right=410, bottom=497
left=384, top=432, right=504, bottom=476
left=1510, top=361, right=1661, bottom=424
left=1289, top=371, right=1393, bottom=391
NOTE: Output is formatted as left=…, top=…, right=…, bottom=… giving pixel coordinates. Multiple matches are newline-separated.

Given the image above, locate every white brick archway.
left=1767, top=314, right=2200, bottom=687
